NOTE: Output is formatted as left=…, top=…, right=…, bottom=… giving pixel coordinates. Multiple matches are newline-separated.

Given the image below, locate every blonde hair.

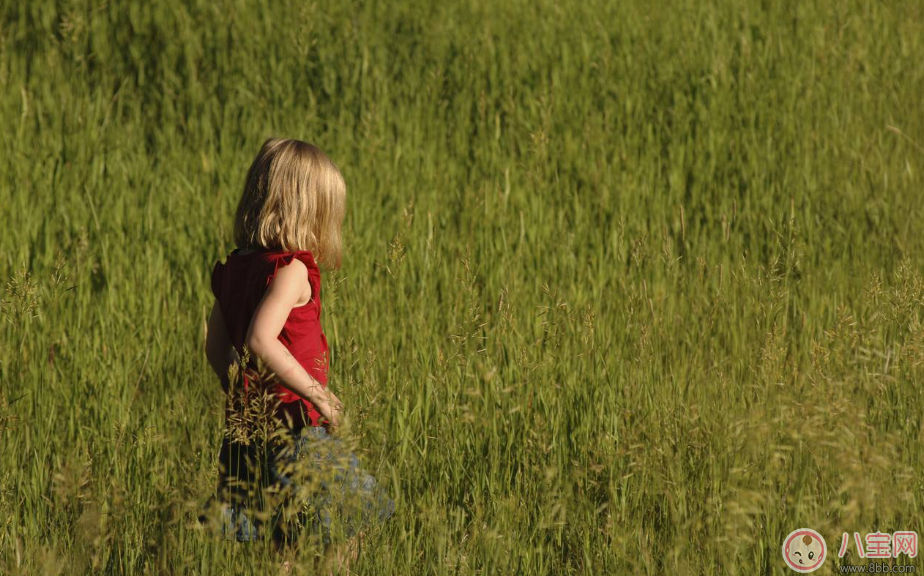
left=234, top=138, right=346, bottom=269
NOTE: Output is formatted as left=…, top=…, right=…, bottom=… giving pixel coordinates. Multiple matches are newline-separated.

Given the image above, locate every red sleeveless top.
left=211, top=248, right=330, bottom=429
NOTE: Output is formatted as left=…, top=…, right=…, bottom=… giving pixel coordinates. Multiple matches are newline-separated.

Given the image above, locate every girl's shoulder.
left=217, top=248, right=318, bottom=268
left=265, top=251, right=321, bottom=294
left=216, top=248, right=321, bottom=291
left=263, top=249, right=320, bottom=269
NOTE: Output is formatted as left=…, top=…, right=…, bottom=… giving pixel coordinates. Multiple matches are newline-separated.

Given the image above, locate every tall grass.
left=1, top=0, right=924, bottom=573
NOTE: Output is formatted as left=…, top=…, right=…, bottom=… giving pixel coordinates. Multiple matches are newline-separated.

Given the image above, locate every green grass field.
left=2, top=0, right=924, bottom=573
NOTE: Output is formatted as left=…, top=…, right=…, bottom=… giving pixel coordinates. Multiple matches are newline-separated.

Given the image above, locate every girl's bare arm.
left=205, top=301, right=239, bottom=393
left=244, top=259, right=343, bottom=427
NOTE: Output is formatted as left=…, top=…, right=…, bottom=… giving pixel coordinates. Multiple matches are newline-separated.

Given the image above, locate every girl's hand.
left=323, top=392, right=344, bottom=434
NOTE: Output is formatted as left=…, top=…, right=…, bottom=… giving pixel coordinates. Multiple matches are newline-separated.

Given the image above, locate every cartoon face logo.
left=782, top=529, right=827, bottom=572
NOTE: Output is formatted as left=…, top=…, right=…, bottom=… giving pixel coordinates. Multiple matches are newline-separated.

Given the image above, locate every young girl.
left=204, top=138, right=395, bottom=572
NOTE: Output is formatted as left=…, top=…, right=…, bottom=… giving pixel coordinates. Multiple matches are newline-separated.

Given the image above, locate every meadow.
left=2, top=0, right=924, bottom=573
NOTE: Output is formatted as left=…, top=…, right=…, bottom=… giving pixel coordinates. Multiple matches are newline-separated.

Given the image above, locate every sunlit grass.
left=1, top=0, right=924, bottom=573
